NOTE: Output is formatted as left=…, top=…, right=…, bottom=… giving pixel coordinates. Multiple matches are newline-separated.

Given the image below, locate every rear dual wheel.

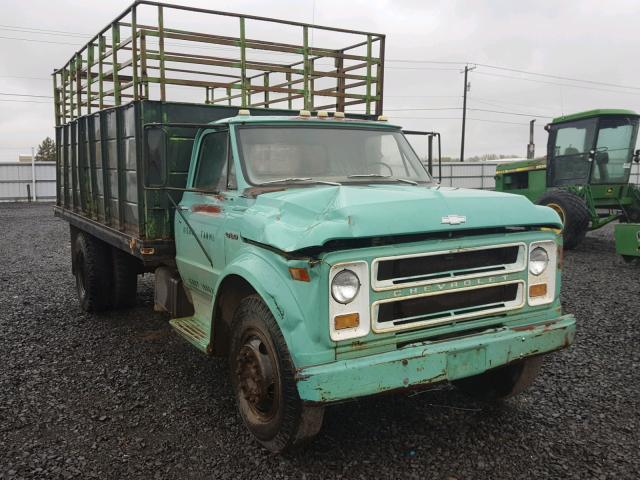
left=73, top=231, right=112, bottom=312
left=72, top=230, right=139, bottom=311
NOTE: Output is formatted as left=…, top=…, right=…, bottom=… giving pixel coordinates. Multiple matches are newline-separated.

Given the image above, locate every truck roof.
left=552, top=109, right=640, bottom=124
left=214, top=114, right=401, bottom=129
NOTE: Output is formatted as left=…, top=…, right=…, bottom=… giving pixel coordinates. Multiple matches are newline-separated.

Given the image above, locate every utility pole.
left=460, top=64, right=475, bottom=162
left=527, top=119, right=536, bottom=159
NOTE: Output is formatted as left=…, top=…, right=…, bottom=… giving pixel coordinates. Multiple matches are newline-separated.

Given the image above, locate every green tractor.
left=495, top=109, right=640, bottom=249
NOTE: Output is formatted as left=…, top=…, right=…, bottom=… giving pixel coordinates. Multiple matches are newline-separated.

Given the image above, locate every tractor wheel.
left=537, top=190, right=590, bottom=250
left=453, top=356, right=543, bottom=401
left=72, top=231, right=112, bottom=312
left=229, top=294, right=324, bottom=453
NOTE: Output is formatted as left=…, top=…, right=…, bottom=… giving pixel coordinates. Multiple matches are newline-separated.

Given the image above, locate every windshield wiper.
left=258, top=177, right=341, bottom=186
left=347, top=174, right=418, bottom=185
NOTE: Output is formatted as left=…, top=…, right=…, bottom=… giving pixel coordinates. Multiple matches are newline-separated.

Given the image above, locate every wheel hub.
left=235, top=336, right=276, bottom=417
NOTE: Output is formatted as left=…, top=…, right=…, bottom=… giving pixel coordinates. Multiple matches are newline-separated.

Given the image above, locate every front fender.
left=217, top=246, right=334, bottom=368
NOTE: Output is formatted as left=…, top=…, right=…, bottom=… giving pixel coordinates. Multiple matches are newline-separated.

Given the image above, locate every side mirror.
left=633, top=149, right=640, bottom=163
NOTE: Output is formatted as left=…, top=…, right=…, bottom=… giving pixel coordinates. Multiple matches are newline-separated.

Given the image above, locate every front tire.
left=72, top=231, right=112, bottom=312
left=229, top=294, right=324, bottom=453
left=537, top=190, right=590, bottom=250
left=453, top=356, right=543, bottom=401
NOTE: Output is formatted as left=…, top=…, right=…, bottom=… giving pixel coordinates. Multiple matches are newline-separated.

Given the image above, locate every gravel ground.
left=1, top=202, right=639, bottom=479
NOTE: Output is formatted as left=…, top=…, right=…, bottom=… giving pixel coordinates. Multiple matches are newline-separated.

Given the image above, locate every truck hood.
left=240, top=185, right=561, bottom=252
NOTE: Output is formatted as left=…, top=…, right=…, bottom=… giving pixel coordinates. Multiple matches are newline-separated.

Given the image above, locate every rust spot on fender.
left=192, top=204, right=222, bottom=215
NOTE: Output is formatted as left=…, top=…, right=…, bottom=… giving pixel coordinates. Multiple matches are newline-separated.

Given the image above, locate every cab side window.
left=194, top=131, right=228, bottom=191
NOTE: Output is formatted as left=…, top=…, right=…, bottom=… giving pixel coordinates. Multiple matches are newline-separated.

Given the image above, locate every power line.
left=386, top=59, right=467, bottom=66
left=0, top=75, right=49, bottom=81
left=474, top=62, right=640, bottom=91
left=0, top=24, right=89, bottom=37
left=1, top=22, right=638, bottom=92
left=471, top=96, right=556, bottom=111
left=468, top=108, right=551, bottom=118
left=474, top=70, right=640, bottom=97
left=0, top=35, right=80, bottom=46
left=386, top=58, right=640, bottom=92
left=0, top=99, right=50, bottom=104
left=380, top=106, right=552, bottom=118
left=383, top=107, right=462, bottom=111
left=0, top=92, right=52, bottom=98
left=386, top=95, right=461, bottom=98
left=386, top=115, right=547, bottom=126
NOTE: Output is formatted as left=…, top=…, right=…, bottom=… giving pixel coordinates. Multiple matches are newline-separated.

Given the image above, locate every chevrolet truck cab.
left=165, top=111, right=575, bottom=451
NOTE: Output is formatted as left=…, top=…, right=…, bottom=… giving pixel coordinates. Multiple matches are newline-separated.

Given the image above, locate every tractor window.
left=591, top=116, right=639, bottom=184
left=504, top=171, right=529, bottom=189
left=547, top=119, right=597, bottom=186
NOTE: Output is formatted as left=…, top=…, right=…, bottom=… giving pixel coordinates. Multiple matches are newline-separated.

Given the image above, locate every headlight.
left=529, top=246, right=549, bottom=275
left=331, top=269, right=360, bottom=304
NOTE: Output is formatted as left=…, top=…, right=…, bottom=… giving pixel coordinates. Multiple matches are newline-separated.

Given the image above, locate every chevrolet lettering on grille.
left=392, top=274, right=509, bottom=297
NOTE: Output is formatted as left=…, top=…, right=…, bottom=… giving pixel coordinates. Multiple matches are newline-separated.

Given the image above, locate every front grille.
left=372, top=243, right=525, bottom=290
left=373, top=282, right=523, bottom=332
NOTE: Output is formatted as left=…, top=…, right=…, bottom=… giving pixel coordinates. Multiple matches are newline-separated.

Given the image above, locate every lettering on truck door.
left=175, top=129, right=230, bottom=298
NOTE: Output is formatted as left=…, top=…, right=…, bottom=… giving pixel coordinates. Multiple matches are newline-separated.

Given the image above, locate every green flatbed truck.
left=53, top=1, right=576, bottom=452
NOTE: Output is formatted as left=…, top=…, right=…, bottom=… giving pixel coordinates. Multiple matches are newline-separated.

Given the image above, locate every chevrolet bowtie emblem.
left=441, top=214, right=467, bottom=225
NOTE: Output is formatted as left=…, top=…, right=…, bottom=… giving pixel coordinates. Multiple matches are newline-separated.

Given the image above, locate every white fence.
left=0, top=162, right=56, bottom=202
left=431, top=161, right=640, bottom=189
left=2, top=160, right=640, bottom=202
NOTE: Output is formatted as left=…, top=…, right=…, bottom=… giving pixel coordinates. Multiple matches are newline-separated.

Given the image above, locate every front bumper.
left=296, top=313, right=575, bottom=403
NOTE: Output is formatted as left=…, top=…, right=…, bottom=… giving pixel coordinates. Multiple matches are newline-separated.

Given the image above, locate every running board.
left=170, top=316, right=209, bottom=353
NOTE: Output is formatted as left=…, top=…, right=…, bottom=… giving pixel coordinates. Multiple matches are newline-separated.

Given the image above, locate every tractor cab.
left=546, top=110, right=639, bottom=188
left=495, top=109, right=640, bottom=249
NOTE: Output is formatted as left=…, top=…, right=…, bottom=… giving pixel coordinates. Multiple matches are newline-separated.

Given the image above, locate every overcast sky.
left=1, top=0, right=640, bottom=162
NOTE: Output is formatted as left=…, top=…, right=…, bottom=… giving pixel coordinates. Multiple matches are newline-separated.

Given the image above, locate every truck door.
left=175, top=129, right=230, bottom=299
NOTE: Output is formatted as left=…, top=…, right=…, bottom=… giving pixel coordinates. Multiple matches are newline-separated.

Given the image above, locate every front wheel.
left=229, top=295, right=324, bottom=453
left=453, top=356, right=543, bottom=401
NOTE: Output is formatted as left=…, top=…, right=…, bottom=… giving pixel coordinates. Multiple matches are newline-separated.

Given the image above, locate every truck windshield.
left=236, top=126, right=433, bottom=186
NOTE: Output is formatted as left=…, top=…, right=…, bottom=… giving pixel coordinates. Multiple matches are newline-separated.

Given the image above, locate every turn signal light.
left=289, top=267, right=310, bottom=282
left=334, top=313, right=360, bottom=330
left=529, top=283, right=548, bottom=298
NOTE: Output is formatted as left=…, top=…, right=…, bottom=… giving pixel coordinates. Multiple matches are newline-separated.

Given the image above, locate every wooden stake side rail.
left=53, top=0, right=385, bottom=125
